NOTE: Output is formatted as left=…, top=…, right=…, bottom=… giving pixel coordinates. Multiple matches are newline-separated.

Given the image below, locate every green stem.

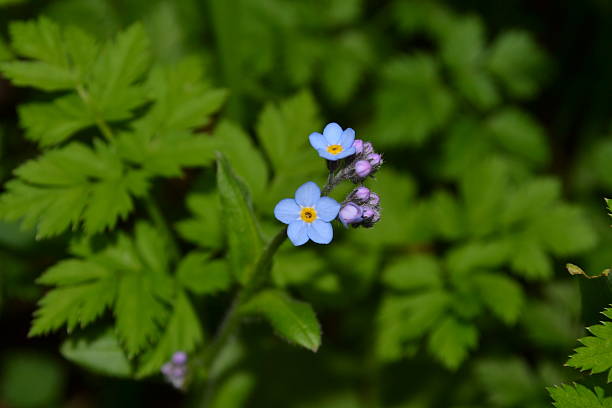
left=75, top=84, right=115, bottom=143
left=200, top=227, right=287, bottom=406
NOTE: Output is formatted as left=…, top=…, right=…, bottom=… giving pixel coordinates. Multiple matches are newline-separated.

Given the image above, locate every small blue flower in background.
left=309, top=122, right=356, bottom=161
left=274, top=181, right=341, bottom=246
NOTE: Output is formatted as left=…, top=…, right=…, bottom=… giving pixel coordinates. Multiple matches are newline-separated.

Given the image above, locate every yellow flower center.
left=326, top=144, right=344, bottom=155
left=300, top=207, right=317, bottom=223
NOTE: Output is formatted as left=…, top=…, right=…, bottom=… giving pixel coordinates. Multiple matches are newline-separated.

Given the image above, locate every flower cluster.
left=339, top=186, right=381, bottom=228
left=161, top=351, right=189, bottom=390
left=274, top=122, right=383, bottom=246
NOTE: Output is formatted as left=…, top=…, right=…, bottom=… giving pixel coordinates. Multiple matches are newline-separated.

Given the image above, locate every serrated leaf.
left=137, top=290, right=203, bottom=377
left=89, top=24, right=150, bottom=117
left=216, top=153, right=263, bottom=284
left=241, top=289, right=321, bottom=352
left=382, top=254, right=442, bottom=291
left=549, top=383, right=612, bottom=408
left=175, top=193, right=224, bottom=249
left=0, top=141, right=148, bottom=237
left=0, top=60, right=76, bottom=91
left=429, top=190, right=464, bottom=240
left=255, top=90, right=321, bottom=172
left=138, top=57, right=227, bottom=134
left=567, top=307, right=612, bottom=382
left=428, top=316, right=478, bottom=370
left=18, top=95, right=93, bottom=146
left=177, top=251, right=232, bottom=295
left=114, top=272, right=167, bottom=356
left=30, top=262, right=116, bottom=336
left=60, top=329, right=132, bottom=378
left=472, top=273, right=524, bottom=325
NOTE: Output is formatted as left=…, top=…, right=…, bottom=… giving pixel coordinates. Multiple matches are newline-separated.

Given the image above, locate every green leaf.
left=486, top=108, right=549, bottom=166
left=177, top=251, right=232, bottom=295
left=488, top=30, right=550, bottom=99
left=476, top=358, right=540, bottom=406
left=532, top=204, right=597, bottom=256
left=472, top=273, right=524, bottom=325
left=216, top=153, right=263, bottom=284
left=139, top=57, right=227, bottom=134
left=176, top=193, right=224, bottom=249
left=214, top=121, right=269, bottom=201
left=373, top=55, right=455, bottom=146
left=210, top=371, right=255, bottom=408
left=382, top=254, right=442, bottom=291
left=114, top=272, right=167, bottom=356
left=376, top=290, right=449, bottom=361
left=549, top=383, right=612, bottom=408
left=0, top=60, right=76, bottom=91
left=29, top=260, right=116, bottom=336
left=137, top=290, right=204, bottom=377
left=428, top=190, right=465, bottom=240
left=510, top=238, right=552, bottom=280
left=255, top=90, right=321, bottom=172
left=0, top=141, right=148, bottom=237
left=460, top=158, right=508, bottom=237
left=89, top=24, right=150, bottom=118
left=18, top=95, right=93, bottom=146
left=60, top=329, right=132, bottom=377
left=567, top=307, right=612, bottom=382
left=445, top=239, right=512, bottom=276
left=428, top=316, right=478, bottom=370
left=241, top=289, right=321, bottom=352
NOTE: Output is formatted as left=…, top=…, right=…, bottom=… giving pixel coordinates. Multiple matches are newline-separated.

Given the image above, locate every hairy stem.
left=200, top=227, right=287, bottom=406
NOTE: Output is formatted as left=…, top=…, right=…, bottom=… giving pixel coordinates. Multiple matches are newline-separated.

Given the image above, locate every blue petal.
left=317, top=149, right=342, bottom=161
left=309, top=132, right=328, bottom=150
left=323, top=122, right=343, bottom=145
left=307, top=220, right=333, bottom=244
left=340, top=128, right=355, bottom=149
left=334, top=146, right=356, bottom=159
left=287, top=221, right=309, bottom=246
left=315, top=197, right=341, bottom=222
left=274, top=198, right=300, bottom=224
left=294, top=181, right=320, bottom=207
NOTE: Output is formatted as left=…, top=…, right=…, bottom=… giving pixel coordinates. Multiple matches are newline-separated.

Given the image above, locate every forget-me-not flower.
left=274, top=182, right=341, bottom=246
left=309, top=122, right=356, bottom=160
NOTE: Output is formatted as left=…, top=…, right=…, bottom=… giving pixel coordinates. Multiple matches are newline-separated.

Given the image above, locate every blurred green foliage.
left=0, top=0, right=611, bottom=407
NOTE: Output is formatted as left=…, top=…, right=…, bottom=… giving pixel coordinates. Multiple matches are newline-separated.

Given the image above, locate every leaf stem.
left=199, top=227, right=287, bottom=406
left=75, top=84, right=115, bottom=143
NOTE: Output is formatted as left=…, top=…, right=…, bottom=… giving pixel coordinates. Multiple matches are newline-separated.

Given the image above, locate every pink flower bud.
left=353, top=139, right=364, bottom=154
left=172, top=351, right=188, bottom=365
left=363, top=142, right=374, bottom=155
left=362, top=207, right=375, bottom=219
left=368, top=192, right=380, bottom=206
left=353, top=186, right=370, bottom=202
left=339, top=202, right=363, bottom=227
left=355, top=160, right=372, bottom=178
left=367, top=153, right=382, bottom=166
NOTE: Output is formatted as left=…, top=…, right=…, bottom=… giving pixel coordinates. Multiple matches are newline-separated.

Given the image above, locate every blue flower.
left=274, top=181, right=341, bottom=246
left=309, top=122, right=356, bottom=161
